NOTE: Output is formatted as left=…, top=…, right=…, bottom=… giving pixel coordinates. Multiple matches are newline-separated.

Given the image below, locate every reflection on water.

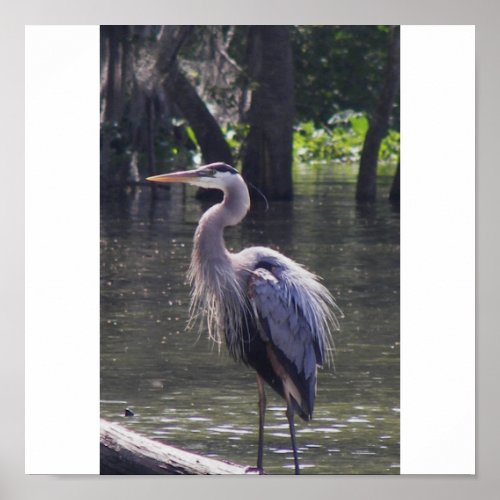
left=100, top=169, right=400, bottom=474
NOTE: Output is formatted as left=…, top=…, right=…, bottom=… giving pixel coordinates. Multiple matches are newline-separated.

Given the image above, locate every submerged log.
left=100, top=419, right=257, bottom=475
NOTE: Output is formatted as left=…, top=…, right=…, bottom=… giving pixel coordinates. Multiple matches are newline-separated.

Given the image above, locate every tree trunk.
left=100, top=419, right=256, bottom=475
left=101, top=26, right=128, bottom=124
left=155, top=26, right=233, bottom=171
left=162, top=64, right=234, bottom=200
left=100, top=26, right=129, bottom=183
left=356, top=26, right=400, bottom=203
left=242, top=26, right=295, bottom=201
left=164, top=67, right=233, bottom=167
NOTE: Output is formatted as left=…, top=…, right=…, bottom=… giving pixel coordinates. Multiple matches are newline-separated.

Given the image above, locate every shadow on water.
left=100, top=171, right=400, bottom=474
left=355, top=201, right=377, bottom=222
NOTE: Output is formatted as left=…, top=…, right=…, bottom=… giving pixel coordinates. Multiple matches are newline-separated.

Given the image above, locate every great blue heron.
left=147, top=162, right=341, bottom=474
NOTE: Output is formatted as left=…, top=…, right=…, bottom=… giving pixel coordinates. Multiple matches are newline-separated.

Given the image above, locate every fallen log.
left=100, top=419, right=257, bottom=474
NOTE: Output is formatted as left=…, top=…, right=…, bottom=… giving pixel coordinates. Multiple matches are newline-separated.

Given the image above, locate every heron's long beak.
left=146, top=170, right=200, bottom=184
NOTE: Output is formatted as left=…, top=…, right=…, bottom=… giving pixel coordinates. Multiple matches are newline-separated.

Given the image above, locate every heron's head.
left=146, top=163, right=241, bottom=191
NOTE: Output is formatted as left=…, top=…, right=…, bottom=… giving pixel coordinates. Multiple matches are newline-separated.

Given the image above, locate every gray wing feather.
left=248, top=268, right=321, bottom=382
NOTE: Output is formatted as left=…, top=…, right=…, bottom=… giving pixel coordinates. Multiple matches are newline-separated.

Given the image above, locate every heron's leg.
left=256, top=373, right=266, bottom=473
left=285, top=400, right=300, bottom=475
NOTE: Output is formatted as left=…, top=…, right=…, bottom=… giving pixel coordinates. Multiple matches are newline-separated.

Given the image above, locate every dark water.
left=100, top=168, right=400, bottom=474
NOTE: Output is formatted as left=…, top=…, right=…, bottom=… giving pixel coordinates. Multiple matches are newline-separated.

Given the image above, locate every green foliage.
left=293, top=111, right=364, bottom=165
left=100, top=25, right=400, bottom=184
left=184, top=125, right=199, bottom=149
left=180, top=25, right=400, bottom=131
left=159, top=119, right=201, bottom=168
left=348, top=114, right=369, bottom=136
left=152, top=114, right=399, bottom=175
left=222, top=123, right=249, bottom=159
left=290, top=26, right=396, bottom=125
left=379, top=129, right=401, bottom=165
left=293, top=111, right=399, bottom=169
left=152, top=122, right=249, bottom=170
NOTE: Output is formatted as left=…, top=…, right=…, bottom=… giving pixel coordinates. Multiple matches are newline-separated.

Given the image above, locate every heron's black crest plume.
left=247, top=181, right=270, bottom=212
left=203, top=162, right=239, bottom=175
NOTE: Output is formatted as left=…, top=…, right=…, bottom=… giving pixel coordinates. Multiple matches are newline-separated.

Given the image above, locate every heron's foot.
left=245, top=466, right=265, bottom=475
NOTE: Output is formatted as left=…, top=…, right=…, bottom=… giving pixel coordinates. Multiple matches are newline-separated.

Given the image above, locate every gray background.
left=2, top=0, right=498, bottom=498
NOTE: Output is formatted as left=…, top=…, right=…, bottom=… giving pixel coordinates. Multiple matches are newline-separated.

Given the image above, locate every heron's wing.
left=247, top=266, right=326, bottom=418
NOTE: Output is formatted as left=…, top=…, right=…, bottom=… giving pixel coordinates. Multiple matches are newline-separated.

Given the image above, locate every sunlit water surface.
left=101, top=168, right=400, bottom=474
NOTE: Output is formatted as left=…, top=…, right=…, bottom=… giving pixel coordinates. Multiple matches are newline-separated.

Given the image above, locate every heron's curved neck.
left=188, top=177, right=250, bottom=349
left=193, top=177, right=250, bottom=265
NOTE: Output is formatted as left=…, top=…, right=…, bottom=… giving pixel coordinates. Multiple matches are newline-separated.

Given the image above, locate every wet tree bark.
left=356, top=26, right=400, bottom=203
left=164, top=66, right=234, bottom=200
left=164, top=67, right=233, bottom=167
left=101, top=25, right=131, bottom=124
left=101, top=26, right=129, bottom=182
left=101, top=26, right=233, bottom=190
left=156, top=26, right=233, bottom=199
left=100, top=419, right=256, bottom=475
left=242, top=26, right=295, bottom=201
left=156, top=26, right=233, bottom=169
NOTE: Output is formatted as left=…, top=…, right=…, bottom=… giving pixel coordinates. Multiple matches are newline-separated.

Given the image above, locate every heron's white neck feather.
left=187, top=175, right=251, bottom=352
